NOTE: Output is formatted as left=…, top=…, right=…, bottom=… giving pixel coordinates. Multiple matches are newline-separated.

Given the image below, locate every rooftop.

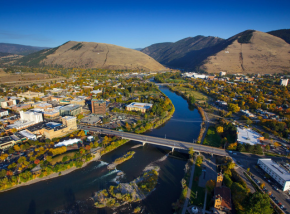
left=237, top=127, right=263, bottom=145
left=126, top=102, right=153, bottom=110
left=60, top=104, right=81, bottom=111
left=214, top=186, right=231, bottom=210
left=258, top=159, right=290, bottom=181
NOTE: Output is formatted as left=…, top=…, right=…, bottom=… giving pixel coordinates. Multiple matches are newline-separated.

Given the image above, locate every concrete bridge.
left=79, top=125, right=228, bottom=156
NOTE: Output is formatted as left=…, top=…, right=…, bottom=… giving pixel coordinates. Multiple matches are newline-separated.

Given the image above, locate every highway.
left=79, top=125, right=228, bottom=156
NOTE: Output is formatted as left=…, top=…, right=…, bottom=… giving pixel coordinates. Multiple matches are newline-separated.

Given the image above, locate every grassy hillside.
left=201, top=30, right=290, bottom=74
left=15, top=41, right=165, bottom=71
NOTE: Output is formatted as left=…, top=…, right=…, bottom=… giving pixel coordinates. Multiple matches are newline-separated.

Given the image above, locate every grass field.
left=203, top=127, right=222, bottom=147
left=171, top=86, right=208, bottom=101
left=189, top=165, right=206, bottom=207
left=51, top=151, right=77, bottom=165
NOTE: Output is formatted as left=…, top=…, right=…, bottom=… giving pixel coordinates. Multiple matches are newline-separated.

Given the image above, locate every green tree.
left=243, top=192, right=272, bottom=214
left=265, top=144, right=270, bottom=151
left=228, top=103, right=240, bottom=113
left=188, top=147, right=194, bottom=158
left=0, top=169, right=6, bottom=178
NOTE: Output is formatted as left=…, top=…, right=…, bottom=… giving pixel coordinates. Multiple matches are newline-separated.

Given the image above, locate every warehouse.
left=257, top=159, right=290, bottom=191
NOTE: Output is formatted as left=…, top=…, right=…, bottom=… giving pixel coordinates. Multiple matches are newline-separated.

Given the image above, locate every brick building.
left=91, top=99, right=106, bottom=115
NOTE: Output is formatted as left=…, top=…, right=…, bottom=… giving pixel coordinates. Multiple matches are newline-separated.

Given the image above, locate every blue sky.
left=1, top=0, right=290, bottom=49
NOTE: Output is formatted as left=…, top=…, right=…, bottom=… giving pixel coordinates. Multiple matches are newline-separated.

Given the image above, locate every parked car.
left=278, top=202, right=282, bottom=206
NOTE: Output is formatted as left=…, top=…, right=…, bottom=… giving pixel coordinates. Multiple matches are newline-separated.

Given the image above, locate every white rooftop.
left=19, top=130, right=36, bottom=140
left=237, top=127, right=262, bottom=145
left=54, top=138, right=81, bottom=147
left=259, top=159, right=290, bottom=181
left=127, top=102, right=153, bottom=110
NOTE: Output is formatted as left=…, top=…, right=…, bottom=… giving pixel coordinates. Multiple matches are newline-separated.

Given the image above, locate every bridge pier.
left=143, top=142, right=146, bottom=146
left=172, top=147, right=174, bottom=152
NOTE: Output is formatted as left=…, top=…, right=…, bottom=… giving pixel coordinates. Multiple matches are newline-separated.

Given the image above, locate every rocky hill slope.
left=16, top=41, right=165, bottom=71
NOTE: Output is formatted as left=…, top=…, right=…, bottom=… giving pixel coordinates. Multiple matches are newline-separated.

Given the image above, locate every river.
left=0, top=86, right=202, bottom=214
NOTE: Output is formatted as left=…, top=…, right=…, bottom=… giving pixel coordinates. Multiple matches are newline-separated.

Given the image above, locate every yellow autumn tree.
left=216, top=126, right=224, bottom=134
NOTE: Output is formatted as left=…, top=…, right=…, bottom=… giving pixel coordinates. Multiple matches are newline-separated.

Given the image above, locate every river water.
left=0, top=86, right=202, bottom=214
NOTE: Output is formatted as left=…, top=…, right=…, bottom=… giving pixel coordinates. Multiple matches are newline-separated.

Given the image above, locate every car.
left=275, top=199, right=279, bottom=203
left=280, top=205, right=285, bottom=209
left=273, top=186, right=278, bottom=191
left=278, top=202, right=282, bottom=206
left=268, top=180, right=271, bottom=183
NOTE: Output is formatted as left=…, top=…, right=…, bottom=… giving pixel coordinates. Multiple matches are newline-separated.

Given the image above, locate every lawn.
left=51, top=151, right=77, bottom=165
left=171, top=86, right=208, bottom=101
left=189, top=165, right=206, bottom=207
left=203, top=127, right=222, bottom=147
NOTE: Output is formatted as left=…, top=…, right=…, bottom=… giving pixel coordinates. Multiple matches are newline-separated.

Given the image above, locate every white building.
left=0, top=109, right=9, bottom=118
left=237, top=127, right=263, bottom=145
left=258, top=159, right=290, bottom=191
left=182, top=72, right=208, bottom=79
left=91, top=89, right=102, bottom=95
left=280, top=79, right=289, bottom=86
left=20, top=110, right=43, bottom=123
left=19, top=130, right=37, bottom=140
left=220, top=71, right=226, bottom=76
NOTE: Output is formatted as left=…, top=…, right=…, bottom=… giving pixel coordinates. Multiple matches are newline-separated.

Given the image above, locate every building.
left=280, top=79, right=289, bottom=86
left=220, top=71, right=226, bottom=76
left=214, top=172, right=232, bottom=213
left=17, top=91, right=44, bottom=99
left=0, top=136, right=16, bottom=150
left=126, top=102, right=153, bottom=113
left=20, top=110, right=43, bottom=123
left=70, top=98, right=85, bottom=106
left=91, top=99, right=106, bottom=114
left=91, top=89, right=102, bottom=95
left=62, top=116, right=77, bottom=130
left=59, top=104, right=82, bottom=116
left=258, top=159, right=290, bottom=191
left=43, top=107, right=62, bottom=118
left=1, top=99, right=17, bottom=108
left=43, top=116, right=77, bottom=139
left=46, top=88, right=65, bottom=94
left=11, top=104, right=32, bottom=112
left=0, top=109, right=9, bottom=118
left=33, top=102, right=52, bottom=110
left=236, top=127, right=264, bottom=145
left=19, top=130, right=37, bottom=140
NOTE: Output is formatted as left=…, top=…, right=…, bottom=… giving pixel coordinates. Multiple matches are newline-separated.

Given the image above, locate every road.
left=79, top=125, right=228, bottom=156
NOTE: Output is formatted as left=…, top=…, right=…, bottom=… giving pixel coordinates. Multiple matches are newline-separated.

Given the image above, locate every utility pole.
left=165, top=134, right=166, bottom=139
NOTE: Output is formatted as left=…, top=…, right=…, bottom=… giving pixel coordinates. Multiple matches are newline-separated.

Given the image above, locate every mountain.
left=15, top=41, right=165, bottom=71
left=200, top=30, right=290, bottom=74
left=134, top=48, right=143, bottom=51
left=267, top=29, right=290, bottom=44
left=141, top=36, right=224, bottom=69
left=0, top=43, right=49, bottom=55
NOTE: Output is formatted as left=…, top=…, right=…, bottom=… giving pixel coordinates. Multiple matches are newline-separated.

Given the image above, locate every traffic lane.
left=81, top=126, right=228, bottom=156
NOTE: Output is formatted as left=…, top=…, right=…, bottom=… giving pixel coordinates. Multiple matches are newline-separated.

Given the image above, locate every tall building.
left=280, top=79, right=289, bottom=86
left=20, top=110, right=43, bottom=123
left=91, top=99, right=106, bottom=115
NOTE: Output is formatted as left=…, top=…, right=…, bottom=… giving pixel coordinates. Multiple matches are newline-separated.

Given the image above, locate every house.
left=214, top=172, right=232, bottom=213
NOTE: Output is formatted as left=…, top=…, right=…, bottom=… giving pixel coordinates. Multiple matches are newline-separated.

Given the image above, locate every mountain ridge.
left=14, top=41, right=165, bottom=71
left=0, top=43, right=50, bottom=55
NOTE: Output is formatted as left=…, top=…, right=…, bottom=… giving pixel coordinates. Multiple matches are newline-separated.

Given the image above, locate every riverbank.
left=0, top=153, right=101, bottom=193
left=107, top=151, right=135, bottom=170
left=93, top=166, right=160, bottom=209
